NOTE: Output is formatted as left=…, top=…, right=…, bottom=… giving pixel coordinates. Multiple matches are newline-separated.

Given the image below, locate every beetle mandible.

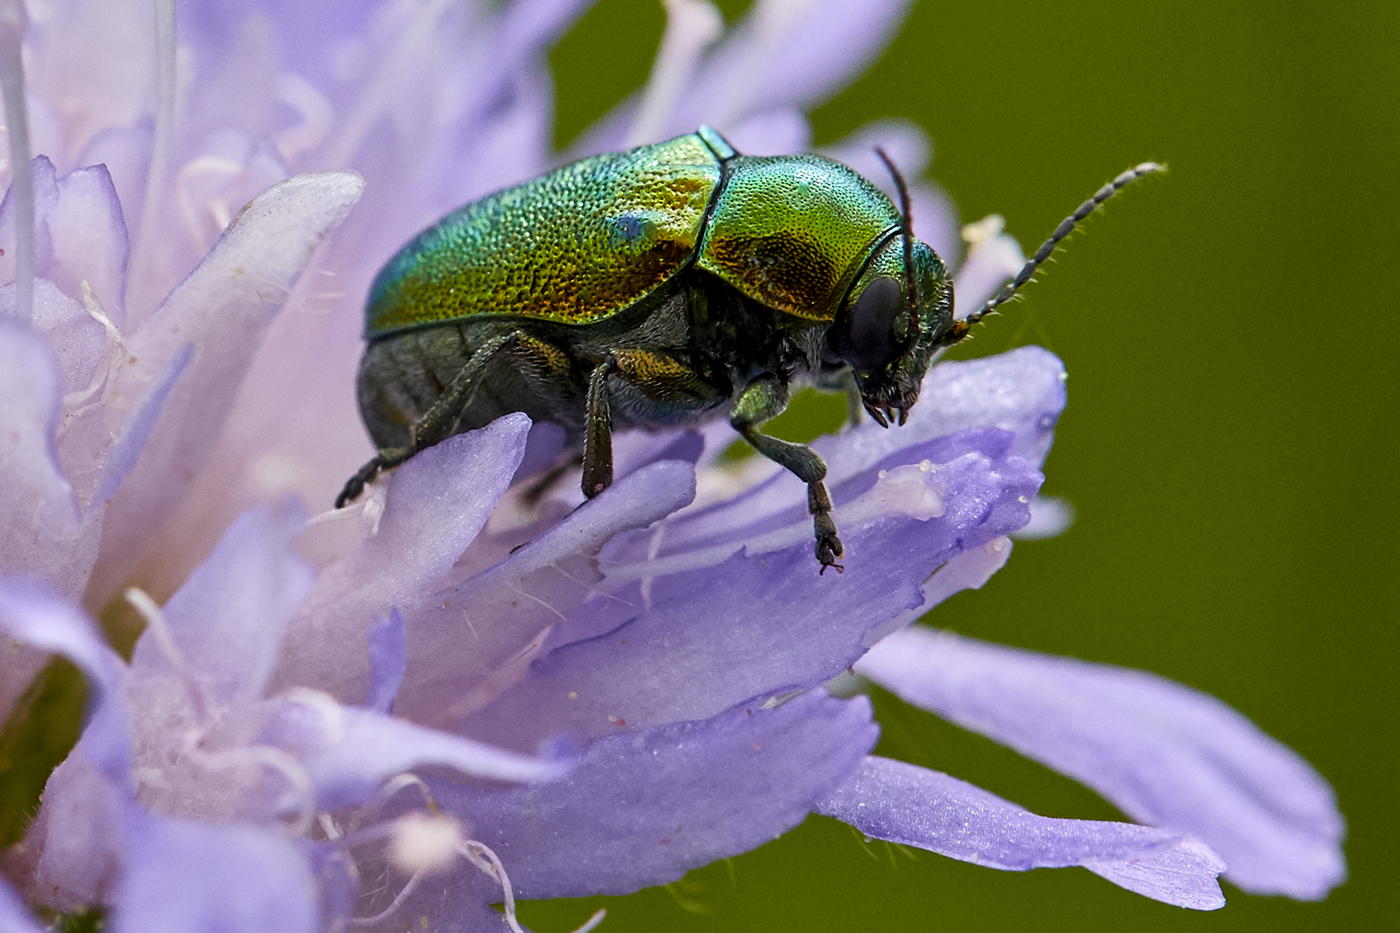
left=337, top=125, right=1161, bottom=572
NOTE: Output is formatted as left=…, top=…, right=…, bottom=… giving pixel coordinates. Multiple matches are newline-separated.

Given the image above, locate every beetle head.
left=827, top=237, right=953, bottom=427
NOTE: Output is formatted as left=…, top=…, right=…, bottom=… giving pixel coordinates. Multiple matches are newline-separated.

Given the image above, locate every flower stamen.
left=130, top=0, right=178, bottom=318
left=124, top=586, right=211, bottom=728
left=0, top=0, right=33, bottom=323
left=59, top=283, right=125, bottom=436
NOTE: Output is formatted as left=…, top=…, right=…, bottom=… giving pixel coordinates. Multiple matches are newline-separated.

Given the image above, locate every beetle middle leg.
left=581, top=348, right=725, bottom=499
left=582, top=355, right=618, bottom=498
left=731, top=374, right=844, bottom=573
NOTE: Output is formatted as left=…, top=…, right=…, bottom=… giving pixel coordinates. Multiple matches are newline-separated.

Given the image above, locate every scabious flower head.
left=0, top=1, right=1344, bottom=930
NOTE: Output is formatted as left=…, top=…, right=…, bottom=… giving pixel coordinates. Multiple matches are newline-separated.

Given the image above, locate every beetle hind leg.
left=731, top=374, right=844, bottom=573
left=338, top=329, right=547, bottom=507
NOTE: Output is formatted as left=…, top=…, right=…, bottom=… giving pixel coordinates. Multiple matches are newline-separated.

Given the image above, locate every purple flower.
left=0, top=0, right=1343, bottom=930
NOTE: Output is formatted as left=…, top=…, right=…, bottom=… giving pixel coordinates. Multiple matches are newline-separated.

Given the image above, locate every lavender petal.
left=365, top=608, right=407, bottom=714
left=721, top=107, right=812, bottom=156
left=131, top=500, right=315, bottom=706
left=857, top=627, right=1346, bottom=899
left=462, top=433, right=1038, bottom=751
left=954, top=224, right=1026, bottom=315
left=0, top=877, right=43, bottom=933
left=0, top=321, right=95, bottom=597
left=0, top=579, right=128, bottom=781
left=260, top=699, right=570, bottom=812
left=87, top=341, right=192, bottom=512
left=670, top=0, right=913, bottom=136
left=815, top=756, right=1226, bottom=910
left=91, top=170, right=364, bottom=605
left=395, top=458, right=696, bottom=728
left=439, top=691, right=878, bottom=898
left=278, top=414, right=530, bottom=702
left=111, top=808, right=318, bottom=933
left=6, top=269, right=102, bottom=400
left=48, top=162, right=131, bottom=326
left=0, top=582, right=133, bottom=904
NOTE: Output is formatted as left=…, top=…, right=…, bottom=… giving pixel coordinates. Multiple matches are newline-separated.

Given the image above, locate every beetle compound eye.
left=843, top=276, right=905, bottom=371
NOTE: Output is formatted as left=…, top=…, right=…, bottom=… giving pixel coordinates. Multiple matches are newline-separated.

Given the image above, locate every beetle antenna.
left=955, top=162, right=1165, bottom=338
left=874, top=147, right=920, bottom=341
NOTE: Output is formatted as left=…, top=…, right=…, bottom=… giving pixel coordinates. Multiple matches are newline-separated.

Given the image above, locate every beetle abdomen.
left=357, top=322, right=589, bottom=451
left=365, top=134, right=724, bottom=337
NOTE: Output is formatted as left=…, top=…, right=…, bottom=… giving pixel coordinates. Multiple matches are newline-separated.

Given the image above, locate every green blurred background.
left=529, top=1, right=1399, bottom=929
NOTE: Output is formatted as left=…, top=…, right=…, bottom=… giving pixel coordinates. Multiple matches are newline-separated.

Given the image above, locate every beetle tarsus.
left=812, top=486, right=845, bottom=574
left=336, top=447, right=409, bottom=508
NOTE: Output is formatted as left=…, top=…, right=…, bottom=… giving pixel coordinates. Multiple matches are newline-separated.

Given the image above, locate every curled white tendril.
left=340, top=773, right=605, bottom=933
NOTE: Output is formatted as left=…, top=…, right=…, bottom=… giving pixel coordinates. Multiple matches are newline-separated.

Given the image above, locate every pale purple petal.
left=821, top=119, right=932, bottom=179
left=260, top=699, right=569, bottom=812
left=860, top=536, right=1013, bottom=648
left=721, top=107, right=812, bottom=156
left=365, top=608, right=406, bottom=713
left=0, top=877, right=43, bottom=933
left=87, top=341, right=192, bottom=511
left=74, top=123, right=152, bottom=240
left=462, top=435, right=1038, bottom=751
left=12, top=278, right=108, bottom=510
left=0, top=580, right=127, bottom=780
left=0, top=323, right=93, bottom=595
left=358, top=413, right=529, bottom=597
left=26, top=2, right=156, bottom=169
left=512, top=419, right=567, bottom=484
left=91, top=170, right=364, bottom=605
left=667, top=0, right=912, bottom=137
left=48, top=162, right=130, bottom=325
left=0, top=582, right=133, bottom=905
left=7, top=275, right=101, bottom=398
left=111, top=809, right=317, bottom=933
left=180, top=1, right=382, bottom=86
left=1012, top=494, right=1075, bottom=540
left=954, top=225, right=1025, bottom=316
left=495, top=0, right=594, bottom=55
left=438, top=692, right=878, bottom=898
left=857, top=628, right=1346, bottom=899
left=278, top=414, right=530, bottom=702
left=27, top=751, right=129, bottom=909
left=815, top=756, right=1226, bottom=910
left=131, top=500, right=314, bottom=706
left=0, top=157, right=59, bottom=291
left=395, top=458, right=697, bottom=727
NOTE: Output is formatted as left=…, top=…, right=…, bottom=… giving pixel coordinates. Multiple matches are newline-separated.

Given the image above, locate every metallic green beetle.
left=339, top=125, right=1160, bottom=571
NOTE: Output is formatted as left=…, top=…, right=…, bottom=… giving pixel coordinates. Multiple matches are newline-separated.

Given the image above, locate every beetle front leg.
left=731, top=374, right=844, bottom=573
